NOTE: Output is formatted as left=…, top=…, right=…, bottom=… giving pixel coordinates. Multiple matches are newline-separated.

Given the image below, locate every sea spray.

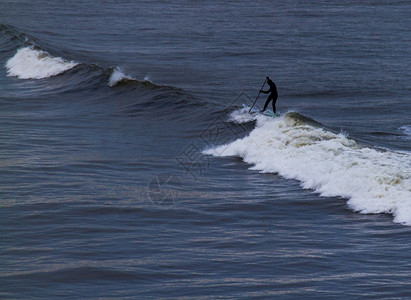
left=108, top=68, right=134, bottom=87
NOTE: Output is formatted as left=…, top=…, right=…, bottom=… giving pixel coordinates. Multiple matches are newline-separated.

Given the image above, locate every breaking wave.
left=204, top=108, right=411, bottom=225
left=5, top=45, right=151, bottom=90
left=5, top=46, right=78, bottom=79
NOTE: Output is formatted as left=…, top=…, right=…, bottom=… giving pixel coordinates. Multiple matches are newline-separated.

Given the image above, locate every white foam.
left=204, top=108, right=411, bottom=225
left=6, top=47, right=78, bottom=79
left=108, top=68, right=134, bottom=87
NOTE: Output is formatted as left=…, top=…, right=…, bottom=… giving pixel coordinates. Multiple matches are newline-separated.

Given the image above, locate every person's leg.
left=262, top=95, right=273, bottom=112
left=272, top=96, right=278, bottom=114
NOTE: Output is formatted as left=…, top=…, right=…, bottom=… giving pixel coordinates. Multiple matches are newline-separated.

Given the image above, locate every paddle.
left=249, top=77, right=267, bottom=112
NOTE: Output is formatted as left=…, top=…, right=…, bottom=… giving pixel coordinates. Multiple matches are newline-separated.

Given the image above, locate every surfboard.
left=242, top=104, right=276, bottom=117
left=263, top=110, right=276, bottom=117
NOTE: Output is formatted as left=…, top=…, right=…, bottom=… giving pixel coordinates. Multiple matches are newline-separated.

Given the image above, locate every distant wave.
left=4, top=46, right=155, bottom=91
left=2, top=41, right=200, bottom=109
left=204, top=107, right=411, bottom=225
left=1, top=24, right=146, bottom=88
left=1, top=24, right=191, bottom=100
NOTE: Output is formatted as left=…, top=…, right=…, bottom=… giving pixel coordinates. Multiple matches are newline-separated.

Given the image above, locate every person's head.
left=266, top=76, right=270, bottom=80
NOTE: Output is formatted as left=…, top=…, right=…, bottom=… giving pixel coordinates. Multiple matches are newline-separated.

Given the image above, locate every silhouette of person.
left=260, top=76, right=278, bottom=114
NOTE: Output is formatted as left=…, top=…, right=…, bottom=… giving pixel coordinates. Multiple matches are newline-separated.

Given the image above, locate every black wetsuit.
left=261, top=78, right=278, bottom=114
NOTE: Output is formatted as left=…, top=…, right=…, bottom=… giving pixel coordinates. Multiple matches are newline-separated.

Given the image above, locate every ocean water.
left=1, top=1, right=410, bottom=298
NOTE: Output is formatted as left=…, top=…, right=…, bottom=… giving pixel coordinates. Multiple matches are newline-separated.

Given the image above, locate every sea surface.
left=1, top=1, right=410, bottom=299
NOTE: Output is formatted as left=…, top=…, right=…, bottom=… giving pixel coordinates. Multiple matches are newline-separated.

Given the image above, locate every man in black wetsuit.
left=260, top=76, right=278, bottom=114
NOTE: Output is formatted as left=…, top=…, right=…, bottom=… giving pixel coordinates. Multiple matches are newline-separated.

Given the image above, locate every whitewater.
left=5, top=47, right=78, bottom=79
left=204, top=108, right=411, bottom=225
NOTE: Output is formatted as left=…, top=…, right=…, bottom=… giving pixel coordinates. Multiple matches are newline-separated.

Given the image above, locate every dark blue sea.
left=1, top=1, right=411, bottom=299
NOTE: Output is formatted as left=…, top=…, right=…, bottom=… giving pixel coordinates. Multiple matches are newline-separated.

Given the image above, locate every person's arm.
left=260, top=89, right=271, bottom=94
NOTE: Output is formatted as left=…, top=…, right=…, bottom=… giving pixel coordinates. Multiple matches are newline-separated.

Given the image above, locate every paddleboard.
left=242, top=104, right=276, bottom=117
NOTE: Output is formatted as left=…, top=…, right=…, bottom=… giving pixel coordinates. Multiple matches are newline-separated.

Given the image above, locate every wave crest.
left=5, top=47, right=78, bottom=79
left=108, top=68, right=134, bottom=87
